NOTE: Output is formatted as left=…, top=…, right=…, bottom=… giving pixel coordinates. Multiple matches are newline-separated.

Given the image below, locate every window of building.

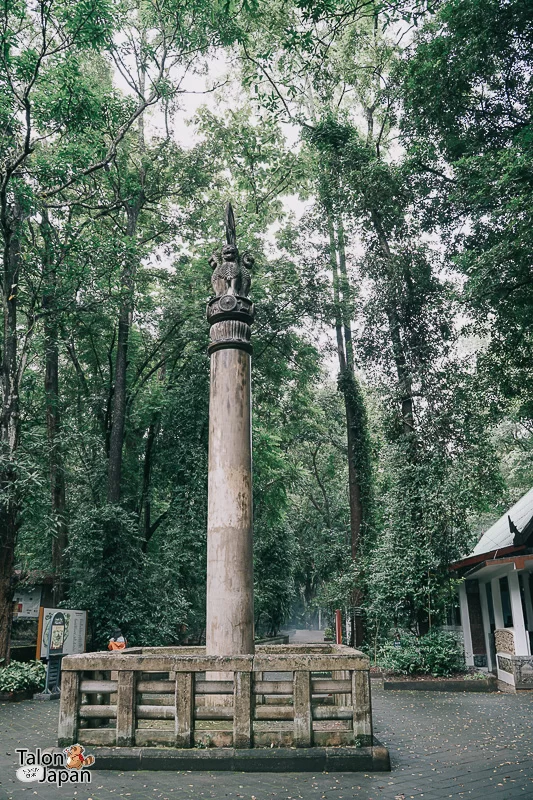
left=499, top=576, right=514, bottom=628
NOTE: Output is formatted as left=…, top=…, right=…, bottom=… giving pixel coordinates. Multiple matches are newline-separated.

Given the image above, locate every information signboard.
left=37, top=608, right=87, bottom=659
left=12, top=587, right=42, bottom=619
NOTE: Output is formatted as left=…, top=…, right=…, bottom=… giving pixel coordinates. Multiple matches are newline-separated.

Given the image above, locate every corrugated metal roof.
left=472, top=486, right=533, bottom=556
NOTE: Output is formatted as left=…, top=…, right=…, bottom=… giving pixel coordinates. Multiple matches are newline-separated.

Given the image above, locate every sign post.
left=43, top=611, right=66, bottom=695
left=35, top=608, right=87, bottom=700
left=335, top=609, right=343, bottom=645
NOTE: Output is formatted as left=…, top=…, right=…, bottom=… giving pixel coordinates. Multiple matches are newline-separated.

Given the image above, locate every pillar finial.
left=206, top=205, right=255, bottom=355
left=225, top=202, right=237, bottom=247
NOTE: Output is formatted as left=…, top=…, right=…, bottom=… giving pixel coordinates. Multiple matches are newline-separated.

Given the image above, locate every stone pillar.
left=491, top=576, right=504, bottom=629
left=458, top=582, right=474, bottom=667
left=479, top=582, right=494, bottom=672
left=522, top=573, right=533, bottom=634
left=509, top=571, right=529, bottom=655
left=205, top=205, right=255, bottom=657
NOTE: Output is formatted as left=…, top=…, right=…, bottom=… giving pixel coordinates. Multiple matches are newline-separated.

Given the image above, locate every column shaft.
left=206, top=347, right=254, bottom=656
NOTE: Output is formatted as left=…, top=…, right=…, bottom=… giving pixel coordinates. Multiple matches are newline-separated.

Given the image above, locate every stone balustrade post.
left=58, top=670, right=79, bottom=746
left=175, top=672, right=194, bottom=747
left=293, top=670, right=312, bottom=747
left=233, top=671, right=253, bottom=747
left=352, top=669, right=372, bottom=745
left=116, top=671, right=136, bottom=746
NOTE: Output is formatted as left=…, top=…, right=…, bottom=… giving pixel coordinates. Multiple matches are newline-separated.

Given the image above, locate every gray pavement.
left=1, top=686, right=533, bottom=800
left=285, top=630, right=325, bottom=644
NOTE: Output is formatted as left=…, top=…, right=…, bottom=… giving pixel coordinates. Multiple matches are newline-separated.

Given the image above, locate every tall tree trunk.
left=45, top=324, right=68, bottom=590
left=107, top=301, right=131, bottom=503
left=107, top=204, right=141, bottom=504
left=336, top=218, right=355, bottom=371
left=327, top=211, right=367, bottom=646
left=107, top=63, right=146, bottom=505
left=0, top=208, right=22, bottom=663
left=370, top=208, right=424, bottom=630
left=140, top=412, right=160, bottom=550
left=337, top=216, right=370, bottom=646
left=370, top=209, right=415, bottom=436
left=42, top=216, right=68, bottom=605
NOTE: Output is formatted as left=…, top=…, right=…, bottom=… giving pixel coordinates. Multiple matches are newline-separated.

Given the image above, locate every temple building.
left=451, top=487, right=533, bottom=689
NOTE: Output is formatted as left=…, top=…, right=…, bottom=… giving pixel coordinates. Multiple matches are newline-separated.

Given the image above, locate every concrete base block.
left=50, top=741, right=390, bottom=772
left=34, top=691, right=61, bottom=701
left=383, top=678, right=497, bottom=692
left=0, top=689, right=35, bottom=702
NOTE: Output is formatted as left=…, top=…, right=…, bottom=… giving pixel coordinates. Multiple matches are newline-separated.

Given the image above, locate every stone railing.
left=513, top=655, right=533, bottom=689
left=496, top=653, right=533, bottom=689
left=58, top=644, right=372, bottom=749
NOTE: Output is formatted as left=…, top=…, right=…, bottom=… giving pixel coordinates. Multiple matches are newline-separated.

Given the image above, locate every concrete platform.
left=383, top=677, right=497, bottom=692
left=51, top=742, right=390, bottom=772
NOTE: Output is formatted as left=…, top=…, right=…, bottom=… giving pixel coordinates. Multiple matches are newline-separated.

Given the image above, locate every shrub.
left=0, top=660, right=46, bottom=693
left=378, top=630, right=465, bottom=677
left=378, top=636, right=423, bottom=675
left=419, top=630, right=465, bottom=676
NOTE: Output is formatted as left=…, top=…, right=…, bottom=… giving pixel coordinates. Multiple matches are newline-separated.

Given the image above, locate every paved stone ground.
left=285, top=631, right=325, bottom=645
left=1, top=687, right=532, bottom=800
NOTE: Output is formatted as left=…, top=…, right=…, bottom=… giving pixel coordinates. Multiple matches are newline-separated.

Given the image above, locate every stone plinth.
left=57, top=644, right=381, bottom=755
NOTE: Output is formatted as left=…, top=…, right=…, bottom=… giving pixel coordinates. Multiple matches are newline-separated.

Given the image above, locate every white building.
left=451, top=487, right=533, bottom=689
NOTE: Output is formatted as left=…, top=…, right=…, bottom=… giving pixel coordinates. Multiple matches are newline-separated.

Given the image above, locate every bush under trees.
left=378, top=631, right=466, bottom=677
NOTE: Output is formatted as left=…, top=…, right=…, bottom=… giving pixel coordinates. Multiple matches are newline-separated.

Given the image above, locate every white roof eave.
left=471, top=486, right=533, bottom=557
